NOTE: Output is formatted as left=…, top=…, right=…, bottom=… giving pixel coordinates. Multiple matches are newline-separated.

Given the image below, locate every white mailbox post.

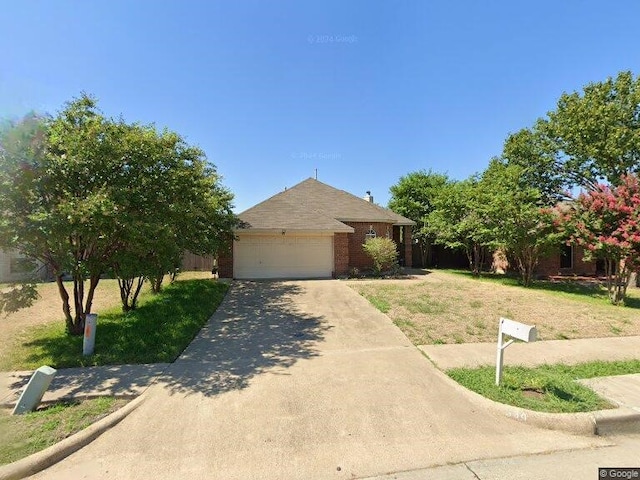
left=495, top=317, right=537, bottom=386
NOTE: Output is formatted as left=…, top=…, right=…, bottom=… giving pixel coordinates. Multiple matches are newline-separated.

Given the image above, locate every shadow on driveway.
left=159, top=281, right=330, bottom=398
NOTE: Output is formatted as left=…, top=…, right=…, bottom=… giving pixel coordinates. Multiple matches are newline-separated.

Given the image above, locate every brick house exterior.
left=218, top=178, right=414, bottom=279
left=535, top=245, right=597, bottom=278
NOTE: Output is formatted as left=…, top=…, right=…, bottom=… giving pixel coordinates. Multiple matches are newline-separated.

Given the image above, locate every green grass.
left=2, top=279, right=229, bottom=370
left=398, top=295, right=447, bottom=315
left=447, top=360, right=640, bottom=413
left=0, top=397, right=126, bottom=465
left=363, top=293, right=391, bottom=313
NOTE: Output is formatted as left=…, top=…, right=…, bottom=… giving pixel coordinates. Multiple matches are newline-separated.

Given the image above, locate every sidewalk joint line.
left=465, top=463, right=482, bottom=480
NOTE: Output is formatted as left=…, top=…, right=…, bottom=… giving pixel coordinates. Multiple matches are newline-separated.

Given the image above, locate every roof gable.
left=238, top=178, right=415, bottom=232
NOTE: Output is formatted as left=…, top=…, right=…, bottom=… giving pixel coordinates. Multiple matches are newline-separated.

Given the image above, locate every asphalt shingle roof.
left=238, top=178, right=415, bottom=232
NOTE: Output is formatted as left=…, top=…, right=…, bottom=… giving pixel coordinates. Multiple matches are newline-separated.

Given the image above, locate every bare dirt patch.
left=349, top=270, right=640, bottom=345
left=0, top=280, right=122, bottom=370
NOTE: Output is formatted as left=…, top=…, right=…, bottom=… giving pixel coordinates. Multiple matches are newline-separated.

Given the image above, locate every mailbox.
left=495, top=317, right=537, bottom=386
left=499, top=317, right=537, bottom=343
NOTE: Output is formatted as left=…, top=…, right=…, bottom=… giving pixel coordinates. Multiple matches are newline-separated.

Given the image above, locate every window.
left=365, top=226, right=376, bottom=240
left=560, top=244, right=573, bottom=269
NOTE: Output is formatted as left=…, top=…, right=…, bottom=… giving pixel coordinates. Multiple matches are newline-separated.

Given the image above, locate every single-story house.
left=218, top=178, right=415, bottom=279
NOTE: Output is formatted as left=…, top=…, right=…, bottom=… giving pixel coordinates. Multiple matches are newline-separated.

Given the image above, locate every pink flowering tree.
left=556, top=174, right=640, bottom=304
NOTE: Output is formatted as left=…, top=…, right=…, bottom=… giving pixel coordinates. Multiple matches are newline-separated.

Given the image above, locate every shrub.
left=363, top=237, right=398, bottom=276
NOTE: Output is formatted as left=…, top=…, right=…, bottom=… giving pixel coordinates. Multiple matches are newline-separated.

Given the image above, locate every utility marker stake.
left=12, top=366, right=57, bottom=415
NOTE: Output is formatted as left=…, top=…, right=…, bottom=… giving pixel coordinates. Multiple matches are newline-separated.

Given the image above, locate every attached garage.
left=234, top=234, right=334, bottom=279
left=218, top=178, right=414, bottom=279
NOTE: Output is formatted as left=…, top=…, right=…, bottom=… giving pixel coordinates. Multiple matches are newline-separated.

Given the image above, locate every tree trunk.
left=131, top=276, right=145, bottom=308
left=464, top=247, right=474, bottom=275
left=150, top=274, right=164, bottom=293
left=85, top=274, right=100, bottom=315
left=604, top=258, right=630, bottom=305
left=118, top=277, right=133, bottom=311
left=472, top=243, right=482, bottom=277
left=55, top=274, right=78, bottom=334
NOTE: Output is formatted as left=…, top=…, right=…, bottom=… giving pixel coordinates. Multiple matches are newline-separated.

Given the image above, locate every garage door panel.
left=234, top=235, right=333, bottom=279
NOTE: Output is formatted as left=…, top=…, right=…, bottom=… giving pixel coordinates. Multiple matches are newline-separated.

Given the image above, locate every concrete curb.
left=0, top=393, right=146, bottom=480
left=427, top=356, right=640, bottom=436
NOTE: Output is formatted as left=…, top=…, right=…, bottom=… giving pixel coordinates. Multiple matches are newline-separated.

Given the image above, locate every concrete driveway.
left=31, top=280, right=607, bottom=480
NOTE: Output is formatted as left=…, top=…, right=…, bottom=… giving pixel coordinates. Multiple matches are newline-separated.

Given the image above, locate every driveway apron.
left=31, top=280, right=607, bottom=480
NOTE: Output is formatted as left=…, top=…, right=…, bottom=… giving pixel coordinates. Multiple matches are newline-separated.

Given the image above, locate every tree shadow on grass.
left=624, top=295, right=640, bottom=309
left=446, top=269, right=622, bottom=303
left=20, top=280, right=230, bottom=369
left=157, top=281, right=330, bottom=398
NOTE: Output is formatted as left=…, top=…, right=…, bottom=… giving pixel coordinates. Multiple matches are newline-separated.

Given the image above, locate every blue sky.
left=2, top=1, right=639, bottom=212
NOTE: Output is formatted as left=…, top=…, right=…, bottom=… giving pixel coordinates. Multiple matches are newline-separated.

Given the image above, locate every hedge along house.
left=218, top=178, right=415, bottom=279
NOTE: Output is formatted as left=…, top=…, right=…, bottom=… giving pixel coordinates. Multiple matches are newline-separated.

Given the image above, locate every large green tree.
left=388, top=170, right=449, bottom=266
left=0, top=94, right=236, bottom=333
left=480, top=160, right=559, bottom=286
left=544, top=70, right=640, bottom=189
left=502, top=124, right=566, bottom=205
left=425, top=177, right=491, bottom=276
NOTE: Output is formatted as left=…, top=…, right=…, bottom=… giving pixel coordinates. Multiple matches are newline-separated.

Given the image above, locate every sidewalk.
left=0, top=363, right=169, bottom=407
left=419, top=336, right=640, bottom=423
left=419, top=336, right=640, bottom=370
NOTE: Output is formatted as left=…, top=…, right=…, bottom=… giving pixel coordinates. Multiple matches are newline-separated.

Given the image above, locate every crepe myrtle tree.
left=425, top=177, right=492, bottom=276
left=555, top=174, right=640, bottom=305
left=0, top=98, right=117, bottom=334
left=107, top=121, right=236, bottom=308
left=0, top=94, right=237, bottom=333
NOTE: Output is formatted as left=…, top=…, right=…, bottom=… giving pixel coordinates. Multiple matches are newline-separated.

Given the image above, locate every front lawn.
left=448, top=360, right=640, bottom=413
left=349, top=270, right=640, bottom=345
left=1, top=278, right=229, bottom=371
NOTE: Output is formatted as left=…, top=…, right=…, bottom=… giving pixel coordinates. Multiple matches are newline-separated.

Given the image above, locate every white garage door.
left=234, top=234, right=333, bottom=279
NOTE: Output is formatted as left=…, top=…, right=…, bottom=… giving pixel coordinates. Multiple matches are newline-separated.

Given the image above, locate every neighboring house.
left=0, top=249, right=49, bottom=283
left=536, top=244, right=598, bottom=277
left=218, top=178, right=415, bottom=279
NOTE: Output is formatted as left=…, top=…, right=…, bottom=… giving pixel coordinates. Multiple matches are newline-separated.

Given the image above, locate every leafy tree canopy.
left=0, top=94, right=237, bottom=333
left=544, top=70, right=640, bottom=189
left=388, top=170, right=450, bottom=265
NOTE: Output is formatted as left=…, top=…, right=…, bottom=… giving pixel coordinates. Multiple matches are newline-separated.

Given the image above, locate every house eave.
left=234, top=227, right=355, bottom=234
left=335, top=217, right=415, bottom=226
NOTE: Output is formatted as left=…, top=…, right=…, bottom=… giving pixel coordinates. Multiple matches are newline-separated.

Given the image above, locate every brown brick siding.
left=343, top=222, right=393, bottom=270
left=333, top=233, right=350, bottom=276
left=403, top=227, right=412, bottom=268
left=536, top=245, right=597, bottom=277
